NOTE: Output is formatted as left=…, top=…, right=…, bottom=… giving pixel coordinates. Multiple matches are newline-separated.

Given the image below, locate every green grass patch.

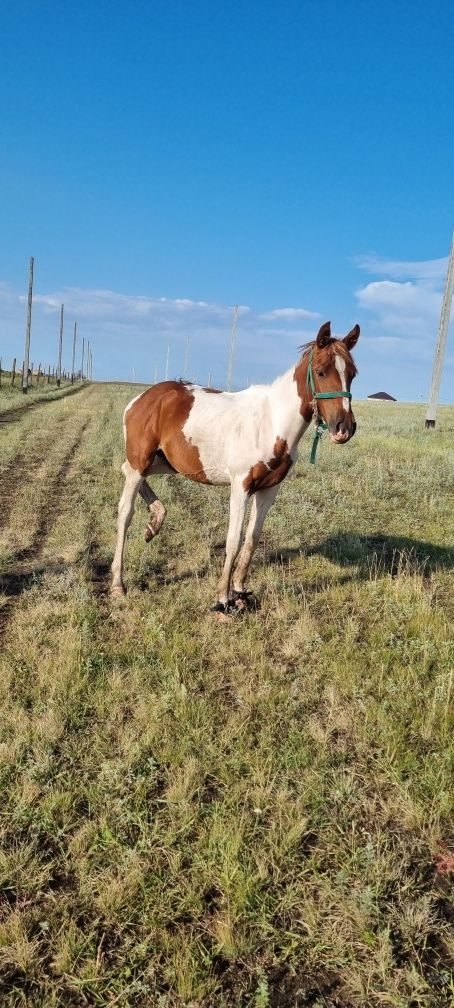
left=0, top=391, right=453, bottom=1006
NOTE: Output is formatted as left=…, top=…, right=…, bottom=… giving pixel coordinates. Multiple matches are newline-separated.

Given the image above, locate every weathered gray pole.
left=165, top=343, right=170, bottom=381
left=86, top=341, right=90, bottom=381
left=227, top=304, right=238, bottom=391
left=426, top=232, right=454, bottom=428
left=184, top=333, right=190, bottom=377
left=22, top=256, right=34, bottom=393
left=71, top=322, right=77, bottom=383
left=57, top=304, right=64, bottom=387
left=81, top=337, right=85, bottom=379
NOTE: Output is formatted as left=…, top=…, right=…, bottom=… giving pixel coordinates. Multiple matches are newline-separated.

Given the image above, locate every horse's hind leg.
left=139, top=480, right=166, bottom=542
left=111, top=460, right=143, bottom=597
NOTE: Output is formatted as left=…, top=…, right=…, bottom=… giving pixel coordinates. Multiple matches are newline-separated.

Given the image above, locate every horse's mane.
left=299, top=338, right=357, bottom=376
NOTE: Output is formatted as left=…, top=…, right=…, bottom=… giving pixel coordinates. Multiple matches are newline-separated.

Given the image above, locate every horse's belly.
left=197, top=464, right=230, bottom=486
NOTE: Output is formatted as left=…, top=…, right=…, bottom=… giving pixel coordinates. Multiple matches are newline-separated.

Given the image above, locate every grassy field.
left=0, top=383, right=453, bottom=1007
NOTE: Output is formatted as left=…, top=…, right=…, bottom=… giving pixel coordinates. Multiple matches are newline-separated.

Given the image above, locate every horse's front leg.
left=232, top=485, right=280, bottom=596
left=214, top=479, right=248, bottom=610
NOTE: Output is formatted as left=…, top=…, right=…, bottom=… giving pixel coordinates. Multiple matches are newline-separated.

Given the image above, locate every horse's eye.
left=316, top=370, right=326, bottom=378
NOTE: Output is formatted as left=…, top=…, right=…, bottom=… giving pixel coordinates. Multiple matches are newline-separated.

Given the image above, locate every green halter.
left=307, top=348, right=352, bottom=464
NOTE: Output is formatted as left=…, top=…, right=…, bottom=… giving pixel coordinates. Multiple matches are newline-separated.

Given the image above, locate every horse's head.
left=300, top=321, right=359, bottom=443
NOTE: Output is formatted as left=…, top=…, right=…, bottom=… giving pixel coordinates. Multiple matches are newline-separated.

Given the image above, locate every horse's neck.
left=268, top=358, right=312, bottom=446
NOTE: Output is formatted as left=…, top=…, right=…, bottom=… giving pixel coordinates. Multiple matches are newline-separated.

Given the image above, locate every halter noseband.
left=307, top=348, right=352, bottom=464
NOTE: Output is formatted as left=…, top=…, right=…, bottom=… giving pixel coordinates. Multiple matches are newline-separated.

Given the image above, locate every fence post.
left=11, top=358, right=16, bottom=387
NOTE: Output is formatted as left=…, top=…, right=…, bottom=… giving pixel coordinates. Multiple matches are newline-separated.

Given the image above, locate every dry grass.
left=0, top=386, right=453, bottom=1006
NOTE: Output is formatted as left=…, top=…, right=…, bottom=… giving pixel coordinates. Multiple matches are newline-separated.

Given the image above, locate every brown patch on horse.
left=124, top=381, right=211, bottom=483
left=243, top=436, right=292, bottom=494
left=202, top=387, right=222, bottom=394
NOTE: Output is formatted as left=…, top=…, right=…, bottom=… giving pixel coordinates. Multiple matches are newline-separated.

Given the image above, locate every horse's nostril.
left=336, top=420, right=344, bottom=434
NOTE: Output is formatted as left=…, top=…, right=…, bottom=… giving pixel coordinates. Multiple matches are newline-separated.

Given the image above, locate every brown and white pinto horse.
left=111, top=321, right=359, bottom=612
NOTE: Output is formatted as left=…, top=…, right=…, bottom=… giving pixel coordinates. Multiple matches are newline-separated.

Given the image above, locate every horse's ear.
left=316, top=321, right=331, bottom=348
left=344, top=324, right=360, bottom=350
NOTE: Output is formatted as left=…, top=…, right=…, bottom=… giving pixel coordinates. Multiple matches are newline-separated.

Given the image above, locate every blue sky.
left=1, top=0, right=453, bottom=399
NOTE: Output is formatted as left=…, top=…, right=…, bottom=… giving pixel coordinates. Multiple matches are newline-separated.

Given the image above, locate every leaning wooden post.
left=11, top=358, right=16, bottom=387
left=57, top=304, right=64, bottom=387
left=0, top=358, right=2, bottom=388
left=80, top=337, right=85, bottom=380
left=425, top=231, right=454, bottom=428
left=22, top=256, right=34, bottom=394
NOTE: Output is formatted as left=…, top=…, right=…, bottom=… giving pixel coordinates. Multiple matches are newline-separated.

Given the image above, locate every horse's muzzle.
left=329, top=417, right=356, bottom=444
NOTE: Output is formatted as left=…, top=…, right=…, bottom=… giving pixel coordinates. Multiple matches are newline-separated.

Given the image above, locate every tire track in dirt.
left=0, top=387, right=95, bottom=531
left=0, top=404, right=94, bottom=637
left=0, top=382, right=87, bottom=426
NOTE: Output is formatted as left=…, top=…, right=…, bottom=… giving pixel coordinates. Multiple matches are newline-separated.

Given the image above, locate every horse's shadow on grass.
left=267, top=533, right=454, bottom=580
left=137, top=533, right=454, bottom=596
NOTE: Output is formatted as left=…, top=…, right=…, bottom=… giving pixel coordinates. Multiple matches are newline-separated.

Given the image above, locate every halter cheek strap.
left=307, top=349, right=352, bottom=464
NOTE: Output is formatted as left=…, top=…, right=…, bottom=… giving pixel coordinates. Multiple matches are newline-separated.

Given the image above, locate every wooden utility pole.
left=71, top=322, right=77, bottom=383
left=57, top=304, right=64, bottom=387
left=227, top=305, right=238, bottom=391
left=165, top=343, right=170, bottom=381
left=22, top=256, right=34, bottom=393
left=426, top=232, right=454, bottom=428
left=81, top=337, right=85, bottom=379
left=184, top=333, right=190, bottom=377
left=86, top=341, right=90, bottom=381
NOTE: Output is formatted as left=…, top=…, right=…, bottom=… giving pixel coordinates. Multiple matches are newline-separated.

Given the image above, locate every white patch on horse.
left=182, top=371, right=308, bottom=485
left=334, top=354, right=350, bottom=412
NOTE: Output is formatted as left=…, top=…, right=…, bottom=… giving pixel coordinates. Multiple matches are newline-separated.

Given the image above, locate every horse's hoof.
left=231, top=590, right=258, bottom=612
left=211, top=601, right=232, bottom=622
left=110, top=584, right=126, bottom=600
left=144, top=502, right=166, bottom=542
left=214, top=610, right=232, bottom=623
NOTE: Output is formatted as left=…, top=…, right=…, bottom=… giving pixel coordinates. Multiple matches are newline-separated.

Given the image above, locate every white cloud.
left=0, top=282, right=321, bottom=386
left=354, top=250, right=450, bottom=353
left=352, top=251, right=454, bottom=402
left=354, top=254, right=448, bottom=283
left=260, top=306, right=320, bottom=321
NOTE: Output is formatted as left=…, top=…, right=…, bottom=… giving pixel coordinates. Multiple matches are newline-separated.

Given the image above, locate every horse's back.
left=123, top=381, right=232, bottom=480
